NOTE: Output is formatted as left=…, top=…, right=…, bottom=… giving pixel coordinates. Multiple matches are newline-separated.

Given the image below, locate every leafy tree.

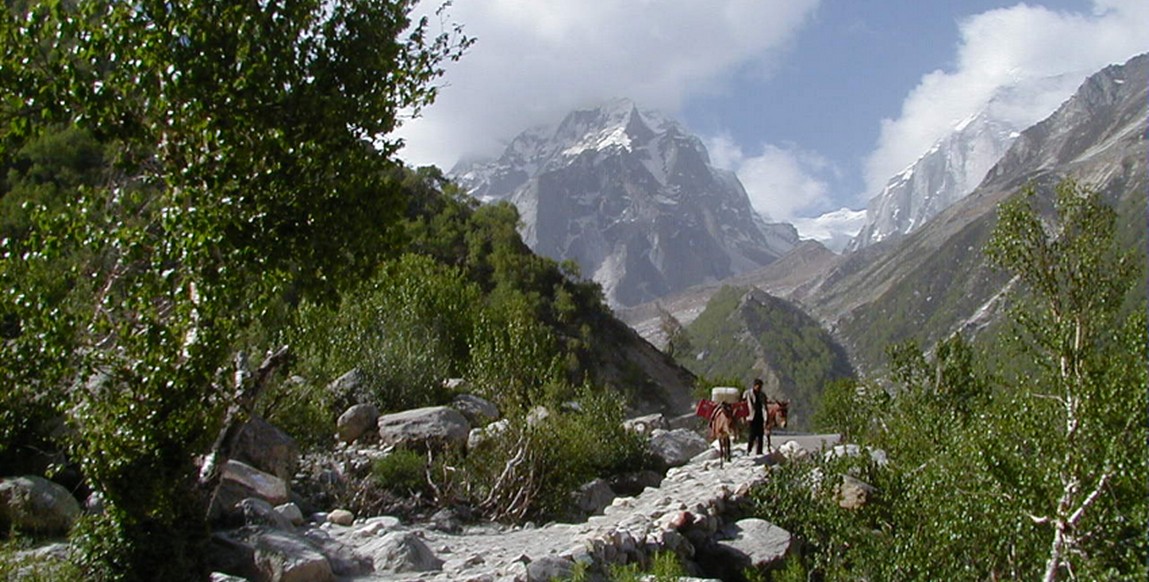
left=985, top=180, right=1145, bottom=581
left=0, top=0, right=469, bottom=578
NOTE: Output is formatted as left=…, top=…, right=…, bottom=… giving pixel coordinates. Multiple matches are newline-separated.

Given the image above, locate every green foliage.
left=0, top=535, right=85, bottom=581
left=441, top=386, right=652, bottom=522
left=372, top=448, right=430, bottom=497
left=0, top=0, right=469, bottom=577
left=749, top=453, right=889, bottom=580
left=606, top=550, right=687, bottom=581
left=811, top=377, right=886, bottom=441
left=289, top=253, right=479, bottom=410
left=757, top=179, right=1147, bottom=580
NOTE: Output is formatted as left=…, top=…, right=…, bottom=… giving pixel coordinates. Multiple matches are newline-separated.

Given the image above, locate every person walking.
left=744, top=378, right=767, bottom=454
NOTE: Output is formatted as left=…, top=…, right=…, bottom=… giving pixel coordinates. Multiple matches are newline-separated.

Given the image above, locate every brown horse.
left=764, top=400, right=790, bottom=451
left=709, top=403, right=737, bottom=467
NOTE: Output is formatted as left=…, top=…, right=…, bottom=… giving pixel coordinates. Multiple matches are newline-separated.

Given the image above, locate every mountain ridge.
left=623, top=52, right=1148, bottom=374
left=452, top=98, right=798, bottom=307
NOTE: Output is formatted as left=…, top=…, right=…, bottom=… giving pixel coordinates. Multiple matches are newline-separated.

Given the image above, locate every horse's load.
left=711, top=387, right=741, bottom=403
left=696, top=387, right=749, bottom=421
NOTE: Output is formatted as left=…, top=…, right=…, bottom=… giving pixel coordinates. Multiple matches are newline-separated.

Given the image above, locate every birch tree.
left=986, top=179, right=1146, bottom=581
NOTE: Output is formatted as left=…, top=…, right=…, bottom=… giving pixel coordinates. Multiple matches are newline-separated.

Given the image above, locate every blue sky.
left=395, top=0, right=1148, bottom=230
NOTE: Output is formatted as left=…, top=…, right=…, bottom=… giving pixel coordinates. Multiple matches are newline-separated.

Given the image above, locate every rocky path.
left=319, top=433, right=839, bottom=581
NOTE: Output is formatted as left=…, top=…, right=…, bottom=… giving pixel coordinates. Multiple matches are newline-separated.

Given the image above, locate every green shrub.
left=439, top=385, right=653, bottom=522
left=372, top=449, right=429, bottom=497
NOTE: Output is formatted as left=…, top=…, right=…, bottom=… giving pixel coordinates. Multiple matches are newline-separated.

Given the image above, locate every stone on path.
left=649, top=428, right=710, bottom=467
left=362, top=531, right=444, bottom=573
left=701, top=518, right=793, bottom=578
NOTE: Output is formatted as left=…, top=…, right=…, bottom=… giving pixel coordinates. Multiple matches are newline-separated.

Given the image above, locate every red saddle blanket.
left=695, top=399, right=749, bottom=419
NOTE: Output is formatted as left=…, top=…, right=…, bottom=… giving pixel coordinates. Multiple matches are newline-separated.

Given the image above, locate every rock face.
left=452, top=98, right=797, bottom=308
left=0, top=475, right=81, bottom=535
left=376, top=406, right=471, bottom=453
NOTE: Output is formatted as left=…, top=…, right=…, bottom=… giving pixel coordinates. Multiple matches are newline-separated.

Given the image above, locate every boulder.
left=450, top=394, right=500, bottom=425
left=326, top=368, right=370, bottom=408
left=247, top=529, right=335, bottom=582
left=649, top=428, right=710, bottom=467
left=232, top=415, right=300, bottom=481
left=572, top=478, right=616, bottom=516
left=327, top=509, right=355, bottom=526
left=238, top=497, right=295, bottom=531
left=211, top=527, right=334, bottom=582
left=212, top=460, right=290, bottom=519
left=275, top=503, right=305, bottom=526
left=336, top=403, right=380, bottom=444
left=377, top=406, right=471, bottom=453
left=836, top=475, right=878, bottom=510
left=362, top=531, right=444, bottom=573
left=467, top=418, right=509, bottom=451
left=0, top=475, right=81, bottom=535
left=526, top=406, right=550, bottom=427
left=526, top=555, right=575, bottom=582
left=622, top=413, right=668, bottom=437
left=701, top=518, right=792, bottom=578
left=300, top=528, right=374, bottom=577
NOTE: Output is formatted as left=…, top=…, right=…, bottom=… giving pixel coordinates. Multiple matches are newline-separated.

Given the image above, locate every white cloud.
left=863, top=0, right=1149, bottom=199
left=791, top=208, right=867, bottom=252
left=394, top=0, right=820, bottom=170
left=706, top=135, right=835, bottom=223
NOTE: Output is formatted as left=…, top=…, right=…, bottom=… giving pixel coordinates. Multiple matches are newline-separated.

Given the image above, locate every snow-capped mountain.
left=452, top=98, right=798, bottom=307
left=848, top=111, right=1019, bottom=251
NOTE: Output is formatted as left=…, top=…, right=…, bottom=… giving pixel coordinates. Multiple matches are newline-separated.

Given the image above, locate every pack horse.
left=699, top=386, right=745, bottom=467
left=708, top=402, right=737, bottom=466
left=764, top=399, right=790, bottom=450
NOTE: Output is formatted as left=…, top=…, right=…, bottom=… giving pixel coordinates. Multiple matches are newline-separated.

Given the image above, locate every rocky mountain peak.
left=848, top=108, right=1019, bottom=252
left=451, top=100, right=797, bottom=308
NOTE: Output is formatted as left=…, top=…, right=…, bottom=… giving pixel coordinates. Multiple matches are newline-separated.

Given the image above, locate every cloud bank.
left=706, top=135, right=837, bottom=223
left=395, top=0, right=820, bottom=170
left=863, top=0, right=1149, bottom=199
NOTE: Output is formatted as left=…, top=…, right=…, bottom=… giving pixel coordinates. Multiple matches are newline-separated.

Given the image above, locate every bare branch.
left=1067, top=471, right=1113, bottom=527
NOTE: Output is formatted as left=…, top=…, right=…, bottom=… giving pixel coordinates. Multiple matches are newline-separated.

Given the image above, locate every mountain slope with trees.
left=670, top=285, right=854, bottom=430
